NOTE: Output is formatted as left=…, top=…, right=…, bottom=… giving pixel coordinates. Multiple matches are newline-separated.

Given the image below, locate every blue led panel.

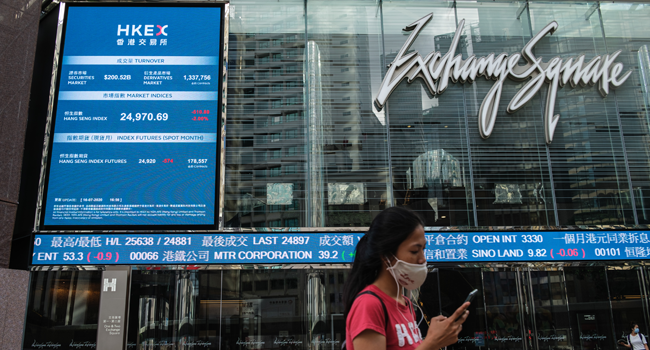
left=32, top=231, right=650, bottom=265
left=41, top=4, right=223, bottom=228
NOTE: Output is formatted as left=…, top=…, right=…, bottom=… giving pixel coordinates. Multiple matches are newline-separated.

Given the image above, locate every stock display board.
left=32, top=231, right=650, bottom=265
left=39, top=4, right=224, bottom=229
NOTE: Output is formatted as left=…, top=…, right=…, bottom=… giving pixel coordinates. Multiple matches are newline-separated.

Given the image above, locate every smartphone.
left=464, top=289, right=479, bottom=304
left=455, top=289, right=479, bottom=322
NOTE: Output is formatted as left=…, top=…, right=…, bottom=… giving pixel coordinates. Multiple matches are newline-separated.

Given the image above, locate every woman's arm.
left=352, top=302, right=470, bottom=350
left=353, top=330, right=387, bottom=350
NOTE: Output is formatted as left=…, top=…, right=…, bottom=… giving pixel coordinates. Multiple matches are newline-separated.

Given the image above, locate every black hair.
left=631, top=322, right=639, bottom=329
left=342, top=206, right=424, bottom=318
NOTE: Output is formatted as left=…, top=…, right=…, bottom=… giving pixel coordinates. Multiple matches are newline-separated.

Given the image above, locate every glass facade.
left=24, top=271, right=102, bottom=349
left=23, top=265, right=650, bottom=350
left=224, top=0, right=650, bottom=229
left=124, top=269, right=349, bottom=350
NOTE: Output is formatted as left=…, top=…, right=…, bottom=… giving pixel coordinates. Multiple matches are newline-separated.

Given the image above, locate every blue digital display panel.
left=42, top=5, right=223, bottom=227
left=32, top=231, right=650, bottom=265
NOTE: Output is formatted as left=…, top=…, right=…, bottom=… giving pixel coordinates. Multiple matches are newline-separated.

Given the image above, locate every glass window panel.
left=482, top=269, right=527, bottom=349
left=607, top=268, right=649, bottom=343
left=419, top=268, right=487, bottom=350
left=23, top=271, right=102, bottom=349
left=528, top=1, right=634, bottom=225
left=225, top=0, right=306, bottom=229
left=418, top=268, right=441, bottom=322
left=600, top=3, right=650, bottom=224
left=124, top=268, right=349, bottom=350
left=126, top=270, right=229, bottom=349
left=527, top=270, right=572, bottom=348
left=565, top=266, right=616, bottom=350
left=220, top=269, right=350, bottom=350
left=306, top=0, right=389, bottom=227
left=127, top=271, right=202, bottom=349
left=382, top=0, right=475, bottom=226
left=457, top=0, right=555, bottom=227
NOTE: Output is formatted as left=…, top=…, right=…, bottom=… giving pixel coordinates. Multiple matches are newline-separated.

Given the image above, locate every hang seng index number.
left=120, top=113, right=169, bottom=122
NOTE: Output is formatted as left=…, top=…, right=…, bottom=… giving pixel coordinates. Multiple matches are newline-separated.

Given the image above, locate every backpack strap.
left=628, top=334, right=631, bottom=345
left=356, top=291, right=389, bottom=333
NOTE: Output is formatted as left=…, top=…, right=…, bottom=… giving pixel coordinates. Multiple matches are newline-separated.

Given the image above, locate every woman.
left=343, top=206, right=469, bottom=350
left=619, top=323, right=649, bottom=350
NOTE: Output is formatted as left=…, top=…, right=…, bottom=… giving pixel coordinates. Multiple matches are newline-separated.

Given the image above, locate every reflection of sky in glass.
left=230, top=0, right=305, bottom=34
left=601, top=3, right=650, bottom=39
left=529, top=2, right=601, bottom=38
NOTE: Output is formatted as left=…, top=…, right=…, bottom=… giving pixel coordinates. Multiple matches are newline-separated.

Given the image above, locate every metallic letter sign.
left=375, top=13, right=631, bottom=144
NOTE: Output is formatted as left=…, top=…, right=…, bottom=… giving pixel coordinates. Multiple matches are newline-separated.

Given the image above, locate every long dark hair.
left=342, top=206, right=424, bottom=318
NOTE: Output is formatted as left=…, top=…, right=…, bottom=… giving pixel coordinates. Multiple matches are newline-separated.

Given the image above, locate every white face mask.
left=385, top=255, right=428, bottom=290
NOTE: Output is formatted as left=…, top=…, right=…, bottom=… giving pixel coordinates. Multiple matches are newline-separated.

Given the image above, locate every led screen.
left=31, top=231, right=650, bottom=265
left=41, top=4, right=223, bottom=228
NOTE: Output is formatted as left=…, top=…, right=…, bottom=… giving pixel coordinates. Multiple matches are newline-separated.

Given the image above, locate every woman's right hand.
left=423, top=302, right=470, bottom=350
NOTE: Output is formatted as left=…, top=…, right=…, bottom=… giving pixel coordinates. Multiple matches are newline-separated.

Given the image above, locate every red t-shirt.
left=346, top=285, right=423, bottom=350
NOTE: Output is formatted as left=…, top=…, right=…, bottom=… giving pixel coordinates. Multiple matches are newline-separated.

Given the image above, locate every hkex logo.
left=117, top=24, right=168, bottom=36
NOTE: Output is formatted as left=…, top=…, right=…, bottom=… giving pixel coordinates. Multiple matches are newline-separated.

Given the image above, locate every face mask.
left=635, top=328, right=640, bottom=334
left=384, top=255, right=428, bottom=328
left=385, top=255, right=428, bottom=290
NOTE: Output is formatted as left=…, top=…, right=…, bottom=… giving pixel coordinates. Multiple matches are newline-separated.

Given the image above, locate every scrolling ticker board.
left=32, top=231, right=650, bottom=265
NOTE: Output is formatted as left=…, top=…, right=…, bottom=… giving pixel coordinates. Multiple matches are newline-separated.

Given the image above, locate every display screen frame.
left=35, top=2, right=228, bottom=232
